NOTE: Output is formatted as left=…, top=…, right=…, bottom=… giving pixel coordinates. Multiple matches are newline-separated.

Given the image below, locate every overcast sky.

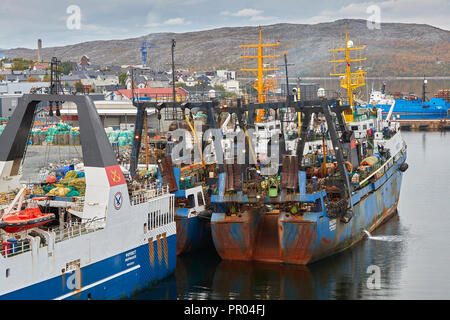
left=1, top=0, right=449, bottom=49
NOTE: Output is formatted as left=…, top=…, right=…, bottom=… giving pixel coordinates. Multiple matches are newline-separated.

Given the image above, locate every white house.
left=223, top=79, right=240, bottom=94
left=178, top=75, right=197, bottom=87
left=216, top=70, right=236, bottom=80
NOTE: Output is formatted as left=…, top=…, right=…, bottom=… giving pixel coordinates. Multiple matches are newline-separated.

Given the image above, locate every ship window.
left=6, top=268, right=10, bottom=278
left=187, top=194, right=195, bottom=208
left=363, top=125, right=367, bottom=130
left=351, top=126, right=358, bottom=131
left=197, top=192, right=204, bottom=206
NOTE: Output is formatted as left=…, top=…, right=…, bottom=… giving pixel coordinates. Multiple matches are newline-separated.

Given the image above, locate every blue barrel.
left=312, top=176, right=318, bottom=191
left=7, top=239, right=17, bottom=253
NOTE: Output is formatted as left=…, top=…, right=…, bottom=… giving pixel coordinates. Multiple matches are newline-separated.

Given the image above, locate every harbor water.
left=134, top=131, right=450, bottom=300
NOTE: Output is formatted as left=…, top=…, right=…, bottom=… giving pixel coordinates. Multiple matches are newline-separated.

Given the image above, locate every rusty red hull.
left=210, top=208, right=263, bottom=261
left=211, top=153, right=405, bottom=265
left=278, top=200, right=399, bottom=265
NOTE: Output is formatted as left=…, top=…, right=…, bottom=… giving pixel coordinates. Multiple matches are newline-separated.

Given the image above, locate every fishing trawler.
left=209, top=27, right=408, bottom=265
left=151, top=103, right=219, bottom=255
left=0, top=94, right=176, bottom=299
left=367, top=80, right=450, bottom=120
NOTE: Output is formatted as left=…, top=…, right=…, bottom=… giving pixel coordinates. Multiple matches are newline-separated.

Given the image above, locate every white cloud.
left=232, top=8, right=263, bottom=17
left=164, top=17, right=188, bottom=25
left=220, top=8, right=279, bottom=23
left=144, top=22, right=161, bottom=27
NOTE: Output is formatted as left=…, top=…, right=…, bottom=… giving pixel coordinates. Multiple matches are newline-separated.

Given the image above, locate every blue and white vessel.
left=0, top=94, right=176, bottom=300
left=367, top=81, right=450, bottom=120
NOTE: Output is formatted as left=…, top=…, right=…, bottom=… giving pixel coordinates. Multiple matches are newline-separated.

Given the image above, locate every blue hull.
left=280, top=152, right=405, bottom=264
left=0, top=235, right=176, bottom=300
left=366, top=97, right=450, bottom=120
left=176, top=209, right=213, bottom=255
left=210, top=152, right=406, bottom=265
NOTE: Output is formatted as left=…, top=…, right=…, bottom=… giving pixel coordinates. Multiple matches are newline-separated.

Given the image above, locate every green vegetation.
left=118, top=72, right=127, bottom=86
left=74, top=81, right=84, bottom=92
left=12, top=58, right=34, bottom=71
left=214, top=84, right=234, bottom=99
left=59, top=61, right=74, bottom=75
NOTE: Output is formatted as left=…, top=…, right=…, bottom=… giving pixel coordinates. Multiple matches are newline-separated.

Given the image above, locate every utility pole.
left=277, top=52, right=295, bottom=136
left=49, top=57, right=62, bottom=116
left=131, top=67, right=135, bottom=104
left=278, top=52, right=294, bottom=103
left=171, top=39, right=176, bottom=105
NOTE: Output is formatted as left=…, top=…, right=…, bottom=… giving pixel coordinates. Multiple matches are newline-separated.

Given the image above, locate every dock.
left=394, top=119, right=450, bottom=131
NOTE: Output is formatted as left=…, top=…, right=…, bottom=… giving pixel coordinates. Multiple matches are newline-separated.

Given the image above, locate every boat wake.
left=363, top=230, right=402, bottom=242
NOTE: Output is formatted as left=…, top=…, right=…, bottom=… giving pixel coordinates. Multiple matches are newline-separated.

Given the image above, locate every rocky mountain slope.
left=1, top=19, right=449, bottom=77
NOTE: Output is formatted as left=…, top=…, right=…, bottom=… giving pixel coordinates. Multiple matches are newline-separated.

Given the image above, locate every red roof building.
left=114, top=87, right=188, bottom=102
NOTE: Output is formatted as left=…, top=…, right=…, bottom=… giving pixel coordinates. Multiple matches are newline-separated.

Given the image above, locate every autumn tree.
left=74, top=81, right=84, bottom=92
left=27, top=76, right=39, bottom=82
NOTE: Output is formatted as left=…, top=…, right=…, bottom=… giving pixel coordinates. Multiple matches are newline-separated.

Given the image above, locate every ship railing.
left=357, top=155, right=395, bottom=187
left=130, top=184, right=170, bottom=206
left=68, top=197, right=85, bottom=213
left=148, top=203, right=175, bottom=231
left=50, top=217, right=106, bottom=243
left=0, top=239, right=31, bottom=258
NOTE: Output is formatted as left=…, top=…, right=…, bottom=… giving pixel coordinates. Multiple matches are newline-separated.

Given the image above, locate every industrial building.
left=60, top=100, right=174, bottom=134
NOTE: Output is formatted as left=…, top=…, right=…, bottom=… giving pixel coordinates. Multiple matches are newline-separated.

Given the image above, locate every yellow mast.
left=329, top=25, right=367, bottom=122
left=241, top=26, right=280, bottom=121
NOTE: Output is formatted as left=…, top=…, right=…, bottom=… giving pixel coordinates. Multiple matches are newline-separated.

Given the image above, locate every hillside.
left=1, top=19, right=449, bottom=77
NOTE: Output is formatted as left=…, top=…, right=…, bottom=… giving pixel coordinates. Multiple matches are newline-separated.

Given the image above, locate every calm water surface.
left=135, top=131, right=450, bottom=300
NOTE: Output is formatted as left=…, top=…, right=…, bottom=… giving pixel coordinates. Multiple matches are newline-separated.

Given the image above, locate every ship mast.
left=329, top=25, right=367, bottom=122
left=241, top=26, right=280, bottom=121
